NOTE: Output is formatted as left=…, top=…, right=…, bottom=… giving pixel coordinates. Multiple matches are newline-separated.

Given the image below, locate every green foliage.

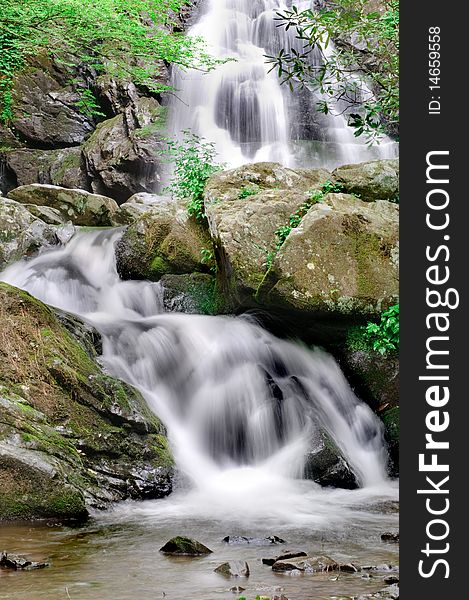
left=200, top=247, right=217, bottom=273
left=267, top=0, right=399, bottom=142
left=164, top=131, right=222, bottom=221
left=238, top=185, right=260, bottom=199
left=362, top=303, right=399, bottom=355
left=0, top=0, right=218, bottom=122
left=75, top=88, right=106, bottom=119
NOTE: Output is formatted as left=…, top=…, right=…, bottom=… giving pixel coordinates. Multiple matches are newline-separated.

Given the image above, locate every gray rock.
left=115, top=200, right=212, bottom=281
left=333, top=159, right=399, bottom=201
left=259, top=194, right=399, bottom=318
left=214, top=561, right=250, bottom=577
left=0, top=198, right=60, bottom=269
left=83, top=98, right=166, bottom=203
left=204, top=162, right=331, bottom=302
left=272, top=555, right=339, bottom=573
left=262, top=551, right=307, bottom=566
left=4, top=147, right=89, bottom=191
left=8, top=184, right=120, bottom=227
left=10, top=56, right=95, bottom=146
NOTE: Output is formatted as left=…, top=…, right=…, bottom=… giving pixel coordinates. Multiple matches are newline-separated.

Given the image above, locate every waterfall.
left=168, top=0, right=398, bottom=169
left=1, top=230, right=390, bottom=510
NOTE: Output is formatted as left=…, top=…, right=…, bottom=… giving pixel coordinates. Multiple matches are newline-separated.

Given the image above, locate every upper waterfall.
left=168, top=0, right=398, bottom=169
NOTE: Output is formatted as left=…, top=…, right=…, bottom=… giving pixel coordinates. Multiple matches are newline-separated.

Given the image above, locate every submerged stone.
left=222, top=535, right=286, bottom=545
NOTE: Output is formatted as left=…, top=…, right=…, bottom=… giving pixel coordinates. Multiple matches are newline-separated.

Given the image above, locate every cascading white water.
left=169, top=0, right=398, bottom=169
left=1, top=230, right=393, bottom=524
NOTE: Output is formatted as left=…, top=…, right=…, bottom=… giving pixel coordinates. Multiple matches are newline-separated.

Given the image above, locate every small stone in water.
left=229, top=586, right=246, bottom=593
left=262, top=551, right=307, bottom=566
left=384, top=576, right=399, bottom=585
left=215, top=561, right=250, bottom=578
left=0, top=552, right=49, bottom=570
left=222, top=535, right=286, bottom=545
left=159, top=536, right=212, bottom=555
left=381, top=532, right=399, bottom=543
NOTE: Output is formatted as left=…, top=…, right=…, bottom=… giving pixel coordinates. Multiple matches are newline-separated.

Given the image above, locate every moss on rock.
left=0, top=283, right=173, bottom=521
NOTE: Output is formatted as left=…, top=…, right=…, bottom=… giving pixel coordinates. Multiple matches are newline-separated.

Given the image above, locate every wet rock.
left=159, top=273, right=223, bottom=315
left=230, top=586, right=246, bottom=593
left=339, top=563, right=361, bottom=573
left=0, top=198, right=60, bottom=269
left=259, top=193, right=399, bottom=318
left=22, top=204, right=68, bottom=225
left=159, top=536, right=212, bottom=555
left=222, top=535, right=286, bottom=545
left=262, top=551, right=307, bottom=566
left=214, top=561, right=250, bottom=577
left=0, top=283, right=173, bottom=521
left=381, top=532, right=399, bottom=543
left=340, top=348, right=399, bottom=413
left=304, top=431, right=358, bottom=489
left=272, top=555, right=339, bottom=573
left=384, top=576, right=399, bottom=585
left=8, top=184, right=120, bottom=227
left=0, top=551, right=49, bottom=570
left=115, top=201, right=212, bottom=280
left=332, top=159, right=399, bottom=202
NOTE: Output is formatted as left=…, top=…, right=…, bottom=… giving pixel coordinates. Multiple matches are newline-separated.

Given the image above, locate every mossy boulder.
left=204, top=162, right=331, bottom=305
left=0, top=197, right=64, bottom=270
left=8, top=184, right=120, bottom=227
left=160, top=536, right=213, bottom=555
left=332, top=159, right=399, bottom=202
left=0, top=283, right=173, bottom=521
left=258, top=193, right=399, bottom=318
left=115, top=201, right=213, bottom=281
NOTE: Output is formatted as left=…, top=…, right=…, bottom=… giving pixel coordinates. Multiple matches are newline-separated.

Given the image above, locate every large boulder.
left=332, top=159, right=399, bottom=201
left=83, top=98, right=166, bottom=203
left=0, top=283, right=173, bottom=520
left=10, top=56, right=95, bottom=147
left=204, top=162, right=331, bottom=304
left=0, top=198, right=65, bottom=270
left=115, top=201, right=213, bottom=280
left=259, top=193, right=399, bottom=318
left=3, top=147, right=89, bottom=191
left=8, top=184, right=120, bottom=227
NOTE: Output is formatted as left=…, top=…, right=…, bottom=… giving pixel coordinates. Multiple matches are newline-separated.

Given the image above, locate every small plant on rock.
left=164, top=131, right=222, bottom=221
left=362, top=303, right=400, bottom=355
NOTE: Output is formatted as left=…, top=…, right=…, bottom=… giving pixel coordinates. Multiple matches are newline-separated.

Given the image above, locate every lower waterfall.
left=1, top=229, right=396, bottom=526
